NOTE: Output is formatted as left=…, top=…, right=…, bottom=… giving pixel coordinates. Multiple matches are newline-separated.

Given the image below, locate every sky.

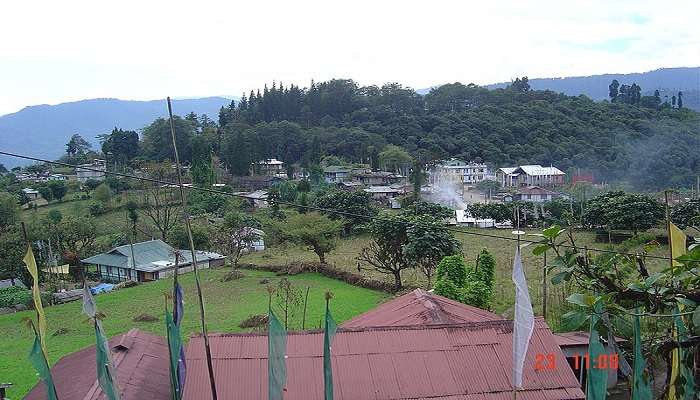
left=0, top=0, right=698, bottom=116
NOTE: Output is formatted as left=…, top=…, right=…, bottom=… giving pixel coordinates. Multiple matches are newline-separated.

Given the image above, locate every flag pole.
left=166, top=97, right=218, bottom=399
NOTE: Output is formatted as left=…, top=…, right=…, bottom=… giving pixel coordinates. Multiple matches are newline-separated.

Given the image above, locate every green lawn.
left=0, top=268, right=388, bottom=398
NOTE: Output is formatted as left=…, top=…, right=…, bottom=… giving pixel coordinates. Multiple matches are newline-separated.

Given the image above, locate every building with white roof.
left=496, top=165, right=565, bottom=187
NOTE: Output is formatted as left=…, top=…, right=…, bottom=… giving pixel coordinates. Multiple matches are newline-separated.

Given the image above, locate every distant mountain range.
left=419, top=67, right=700, bottom=110
left=0, top=97, right=234, bottom=168
left=2, top=67, right=698, bottom=168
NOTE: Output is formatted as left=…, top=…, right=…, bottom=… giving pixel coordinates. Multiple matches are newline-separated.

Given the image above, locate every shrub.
left=0, top=286, right=32, bottom=308
left=436, top=255, right=467, bottom=288
left=434, top=250, right=496, bottom=310
left=88, top=201, right=105, bottom=216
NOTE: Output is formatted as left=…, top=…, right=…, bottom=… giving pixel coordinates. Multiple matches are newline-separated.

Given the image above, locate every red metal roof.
left=25, top=328, right=170, bottom=400
left=341, top=289, right=505, bottom=328
left=183, top=319, right=584, bottom=400
left=554, top=331, right=627, bottom=348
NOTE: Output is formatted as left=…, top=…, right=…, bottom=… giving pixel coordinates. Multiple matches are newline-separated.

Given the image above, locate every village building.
left=323, top=166, right=354, bottom=183
left=352, top=170, right=406, bottom=186
left=554, top=331, right=624, bottom=388
left=76, top=159, right=106, bottom=182
left=21, top=187, right=39, bottom=200
left=47, top=173, right=67, bottom=181
left=496, top=165, right=565, bottom=188
left=253, top=158, right=285, bottom=177
left=362, top=185, right=404, bottom=203
left=81, top=239, right=225, bottom=283
left=231, top=175, right=281, bottom=190
left=430, top=158, right=494, bottom=186
left=25, top=329, right=171, bottom=400
left=511, top=186, right=564, bottom=203
left=235, top=189, right=269, bottom=208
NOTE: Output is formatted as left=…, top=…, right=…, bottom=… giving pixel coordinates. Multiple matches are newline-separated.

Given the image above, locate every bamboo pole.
left=166, top=97, right=218, bottom=399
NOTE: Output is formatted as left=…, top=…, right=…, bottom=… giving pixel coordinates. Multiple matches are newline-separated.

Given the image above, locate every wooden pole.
left=302, top=286, right=310, bottom=330
left=167, top=97, right=218, bottom=400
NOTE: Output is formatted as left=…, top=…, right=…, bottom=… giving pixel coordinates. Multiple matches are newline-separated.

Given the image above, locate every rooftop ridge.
left=193, top=318, right=547, bottom=339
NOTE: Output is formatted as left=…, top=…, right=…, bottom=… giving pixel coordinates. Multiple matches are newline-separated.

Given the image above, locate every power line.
left=0, top=149, right=674, bottom=260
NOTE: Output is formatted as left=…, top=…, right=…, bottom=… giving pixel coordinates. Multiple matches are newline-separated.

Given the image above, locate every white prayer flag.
left=512, top=247, right=534, bottom=389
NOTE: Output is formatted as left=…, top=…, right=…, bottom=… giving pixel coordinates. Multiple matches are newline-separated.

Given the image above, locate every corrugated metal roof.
left=25, top=329, right=170, bottom=400
left=342, top=289, right=504, bottom=328
left=80, top=240, right=224, bottom=272
left=182, top=319, right=584, bottom=400
left=516, top=165, right=565, bottom=177
left=554, top=331, right=627, bottom=348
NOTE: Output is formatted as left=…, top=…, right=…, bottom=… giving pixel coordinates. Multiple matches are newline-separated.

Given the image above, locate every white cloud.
left=0, top=0, right=698, bottom=115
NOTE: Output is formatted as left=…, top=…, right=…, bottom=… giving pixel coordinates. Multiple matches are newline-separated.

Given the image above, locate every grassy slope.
left=0, top=268, right=388, bottom=398
left=242, top=228, right=670, bottom=328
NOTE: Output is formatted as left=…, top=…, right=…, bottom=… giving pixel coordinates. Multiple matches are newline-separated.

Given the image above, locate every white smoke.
left=426, top=171, right=467, bottom=210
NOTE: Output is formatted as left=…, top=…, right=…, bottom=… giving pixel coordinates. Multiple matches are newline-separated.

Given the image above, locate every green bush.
left=88, top=201, right=105, bottom=216
left=0, top=286, right=32, bottom=308
left=434, top=249, right=496, bottom=310
left=435, top=255, right=467, bottom=288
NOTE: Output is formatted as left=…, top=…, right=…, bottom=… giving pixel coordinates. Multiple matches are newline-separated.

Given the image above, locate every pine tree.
left=609, top=80, right=619, bottom=102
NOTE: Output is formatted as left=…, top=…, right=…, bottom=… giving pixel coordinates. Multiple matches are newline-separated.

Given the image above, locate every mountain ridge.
left=0, top=96, right=235, bottom=168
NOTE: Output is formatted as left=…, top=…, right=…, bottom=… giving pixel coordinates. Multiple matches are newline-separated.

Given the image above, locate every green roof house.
left=81, top=239, right=225, bottom=283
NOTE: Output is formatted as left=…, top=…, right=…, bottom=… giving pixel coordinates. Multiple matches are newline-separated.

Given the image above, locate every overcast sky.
left=1, top=0, right=698, bottom=115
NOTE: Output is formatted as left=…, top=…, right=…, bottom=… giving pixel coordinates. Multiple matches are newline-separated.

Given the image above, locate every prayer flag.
left=24, top=245, right=48, bottom=358
left=324, top=302, right=337, bottom=400
left=83, top=284, right=121, bottom=400
left=512, top=248, right=534, bottom=389
left=586, top=301, right=607, bottom=400
left=268, top=307, right=287, bottom=400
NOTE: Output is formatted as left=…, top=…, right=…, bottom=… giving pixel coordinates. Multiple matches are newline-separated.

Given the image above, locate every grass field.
left=0, top=268, right=388, bottom=398
left=242, top=227, right=671, bottom=329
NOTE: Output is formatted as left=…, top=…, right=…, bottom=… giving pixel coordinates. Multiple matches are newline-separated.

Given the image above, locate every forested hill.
left=0, top=97, right=233, bottom=168
left=485, top=67, right=700, bottom=111
left=214, top=80, right=699, bottom=189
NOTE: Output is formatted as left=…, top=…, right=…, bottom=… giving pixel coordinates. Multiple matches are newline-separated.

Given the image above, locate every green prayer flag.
left=268, top=308, right=287, bottom=400
left=166, top=309, right=183, bottom=400
left=28, top=330, right=58, bottom=400
left=324, top=303, right=337, bottom=400
left=672, top=307, right=696, bottom=399
left=95, top=319, right=121, bottom=400
left=586, top=301, right=607, bottom=400
left=632, top=310, right=652, bottom=400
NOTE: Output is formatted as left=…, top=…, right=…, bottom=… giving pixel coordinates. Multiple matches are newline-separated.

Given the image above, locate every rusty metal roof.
left=25, top=329, right=170, bottom=400
left=341, top=289, right=505, bottom=328
left=554, top=331, right=627, bottom=348
left=183, top=319, right=584, bottom=400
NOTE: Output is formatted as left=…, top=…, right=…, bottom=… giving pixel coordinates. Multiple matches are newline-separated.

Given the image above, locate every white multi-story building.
left=76, top=159, right=106, bottom=182
left=430, top=158, right=493, bottom=186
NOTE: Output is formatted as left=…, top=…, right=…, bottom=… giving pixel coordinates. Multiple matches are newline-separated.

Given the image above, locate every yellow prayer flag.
left=24, top=244, right=48, bottom=359
left=668, top=324, right=680, bottom=400
left=670, top=223, right=687, bottom=267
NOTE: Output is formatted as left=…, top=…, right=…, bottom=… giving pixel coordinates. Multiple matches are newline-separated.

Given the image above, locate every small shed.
left=554, top=331, right=624, bottom=388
